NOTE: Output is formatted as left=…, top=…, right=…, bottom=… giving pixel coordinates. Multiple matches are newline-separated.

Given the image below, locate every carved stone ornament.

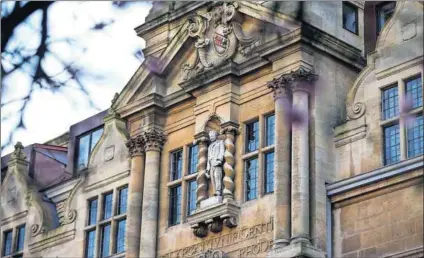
left=125, top=135, right=145, bottom=157
left=142, top=129, right=167, bottom=151
left=198, top=249, right=228, bottom=258
left=183, top=2, right=260, bottom=81
left=267, top=67, right=318, bottom=97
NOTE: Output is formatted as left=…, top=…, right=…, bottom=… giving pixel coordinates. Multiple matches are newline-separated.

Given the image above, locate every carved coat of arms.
left=182, top=2, right=260, bottom=81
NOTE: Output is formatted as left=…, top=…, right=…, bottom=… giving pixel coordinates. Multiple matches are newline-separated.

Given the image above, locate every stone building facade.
left=1, top=2, right=422, bottom=258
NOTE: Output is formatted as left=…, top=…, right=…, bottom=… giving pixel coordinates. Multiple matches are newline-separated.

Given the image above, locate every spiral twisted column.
left=221, top=122, right=239, bottom=202
left=194, top=133, right=210, bottom=205
left=125, top=135, right=145, bottom=258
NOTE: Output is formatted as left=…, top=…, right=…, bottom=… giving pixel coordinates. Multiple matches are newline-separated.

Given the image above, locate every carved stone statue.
left=206, top=130, right=225, bottom=196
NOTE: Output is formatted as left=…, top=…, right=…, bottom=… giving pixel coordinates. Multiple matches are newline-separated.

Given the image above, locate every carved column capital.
left=268, top=68, right=318, bottom=97
left=267, top=76, right=292, bottom=100
left=125, top=135, right=145, bottom=157
left=142, top=129, right=166, bottom=152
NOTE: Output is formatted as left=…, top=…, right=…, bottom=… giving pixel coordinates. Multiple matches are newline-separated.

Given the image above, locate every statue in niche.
left=206, top=130, right=225, bottom=196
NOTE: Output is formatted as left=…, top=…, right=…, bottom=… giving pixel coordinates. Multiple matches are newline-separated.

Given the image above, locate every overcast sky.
left=1, top=2, right=152, bottom=155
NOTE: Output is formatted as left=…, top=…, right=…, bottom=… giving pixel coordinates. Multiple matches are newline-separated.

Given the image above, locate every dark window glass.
left=246, top=121, right=259, bottom=152
left=88, top=199, right=98, bottom=225
left=187, top=180, right=197, bottom=216
left=343, top=2, right=358, bottom=34
left=16, top=225, right=25, bottom=252
left=406, top=76, right=423, bottom=109
left=382, top=86, right=399, bottom=120
left=100, top=224, right=111, bottom=258
left=117, top=186, right=128, bottom=215
left=2, top=230, right=12, bottom=256
left=115, top=219, right=126, bottom=253
left=85, top=230, right=96, bottom=258
left=245, top=158, right=258, bottom=201
left=266, top=114, right=275, bottom=146
left=170, top=150, right=183, bottom=181
left=76, top=127, right=104, bottom=171
left=102, top=193, right=113, bottom=220
left=264, top=152, right=275, bottom=194
left=377, top=2, right=395, bottom=34
left=384, top=124, right=400, bottom=165
left=407, top=115, right=424, bottom=158
left=169, top=185, right=182, bottom=226
left=188, top=145, right=199, bottom=174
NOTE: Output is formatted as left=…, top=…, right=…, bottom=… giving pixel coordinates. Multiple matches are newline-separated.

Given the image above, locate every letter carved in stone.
left=198, top=250, right=228, bottom=258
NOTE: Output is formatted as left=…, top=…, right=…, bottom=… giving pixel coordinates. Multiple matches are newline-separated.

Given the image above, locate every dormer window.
left=76, top=127, right=103, bottom=171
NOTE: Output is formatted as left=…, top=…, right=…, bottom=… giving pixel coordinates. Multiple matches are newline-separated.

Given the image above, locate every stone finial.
left=142, top=129, right=166, bottom=151
left=125, top=135, right=145, bottom=157
left=11, top=142, right=27, bottom=161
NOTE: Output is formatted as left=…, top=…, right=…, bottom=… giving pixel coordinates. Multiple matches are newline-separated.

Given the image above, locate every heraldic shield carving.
left=183, top=2, right=260, bottom=80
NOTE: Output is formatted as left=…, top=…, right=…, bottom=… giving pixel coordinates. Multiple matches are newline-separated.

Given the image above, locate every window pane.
left=407, top=115, right=424, bottom=158
left=382, top=86, right=399, bottom=120
left=85, top=230, right=96, bottom=258
left=102, top=193, right=113, bottom=220
left=384, top=124, right=400, bottom=165
left=406, top=77, right=423, bottom=109
left=169, top=185, right=182, bottom=225
left=91, top=128, right=104, bottom=152
left=188, top=145, right=199, bottom=175
left=117, top=186, right=128, bottom=215
left=16, top=225, right=25, bottom=252
left=100, top=224, right=111, bottom=258
left=246, top=121, right=259, bottom=152
left=88, top=199, right=98, bottom=225
left=115, top=219, right=126, bottom=253
left=170, top=150, right=183, bottom=181
left=245, top=158, right=258, bottom=201
left=343, top=3, right=357, bottom=33
left=264, top=152, right=275, bottom=194
left=3, top=230, right=12, bottom=256
left=377, top=2, right=395, bottom=33
left=266, top=114, right=275, bottom=146
left=187, top=180, right=197, bottom=216
left=77, top=134, right=90, bottom=170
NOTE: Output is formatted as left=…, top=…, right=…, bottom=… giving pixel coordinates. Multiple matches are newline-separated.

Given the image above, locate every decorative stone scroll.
left=183, top=2, right=260, bottom=81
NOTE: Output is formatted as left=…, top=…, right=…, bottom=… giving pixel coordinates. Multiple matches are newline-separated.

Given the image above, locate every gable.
left=113, top=2, right=300, bottom=118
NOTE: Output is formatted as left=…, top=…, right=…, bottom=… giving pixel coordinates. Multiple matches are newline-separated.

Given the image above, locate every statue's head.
left=209, top=130, right=218, bottom=142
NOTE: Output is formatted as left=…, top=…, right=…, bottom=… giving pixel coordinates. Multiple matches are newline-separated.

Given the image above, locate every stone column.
left=290, top=69, right=317, bottom=245
left=221, top=122, right=239, bottom=202
left=194, top=133, right=209, bottom=205
left=267, top=77, right=292, bottom=248
left=125, top=135, right=145, bottom=258
left=139, top=130, right=166, bottom=258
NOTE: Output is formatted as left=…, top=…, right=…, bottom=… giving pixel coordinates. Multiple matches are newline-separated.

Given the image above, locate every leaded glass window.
left=16, top=225, right=25, bottom=252
left=85, top=230, right=96, bottom=258
left=88, top=199, right=98, bottom=226
left=407, top=115, right=424, bottom=158
left=264, top=152, right=275, bottom=194
left=117, top=186, right=128, bottom=215
left=384, top=124, right=400, bottom=165
left=382, top=86, right=399, bottom=120
left=115, top=220, right=126, bottom=253
left=343, top=2, right=358, bottom=34
left=188, top=145, right=198, bottom=174
left=169, top=185, right=182, bottom=225
left=245, top=158, right=258, bottom=201
left=265, top=114, right=275, bottom=146
left=102, top=192, right=113, bottom=220
left=2, top=230, right=12, bottom=256
left=406, top=76, right=423, bottom=109
left=76, top=127, right=104, bottom=171
left=170, top=150, right=183, bottom=181
left=100, top=224, right=111, bottom=258
left=246, top=120, right=259, bottom=152
left=187, top=180, right=197, bottom=216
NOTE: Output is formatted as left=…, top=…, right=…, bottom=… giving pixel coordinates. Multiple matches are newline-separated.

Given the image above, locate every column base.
left=273, top=239, right=290, bottom=249
left=267, top=241, right=326, bottom=258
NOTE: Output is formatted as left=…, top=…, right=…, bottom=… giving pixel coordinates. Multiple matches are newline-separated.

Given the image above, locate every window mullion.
left=398, top=79, right=407, bottom=160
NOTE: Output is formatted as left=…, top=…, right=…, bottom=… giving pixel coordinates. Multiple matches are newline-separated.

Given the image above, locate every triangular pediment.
left=113, top=2, right=300, bottom=117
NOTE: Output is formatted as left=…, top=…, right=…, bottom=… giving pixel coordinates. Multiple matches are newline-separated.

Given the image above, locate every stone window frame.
left=83, top=185, right=128, bottom=258
left=167, top=144, right=198, bottom=227
left=242, top=112, right=275, bottom=202
left=75, top=126, right=104, bottom=172
left=1, top=224, right=25, bottom=258
left=379, top=73, right=423, bottom=166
